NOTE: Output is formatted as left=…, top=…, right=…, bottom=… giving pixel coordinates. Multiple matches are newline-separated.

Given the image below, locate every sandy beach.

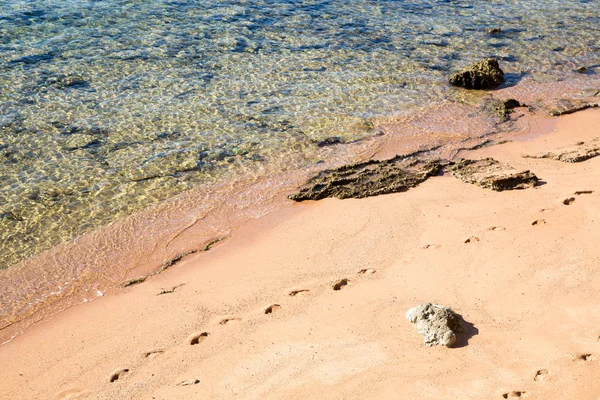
left=1, top=108, right=600, bottom=399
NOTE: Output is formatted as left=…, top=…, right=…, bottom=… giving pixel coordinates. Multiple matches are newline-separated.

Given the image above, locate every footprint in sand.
left=219, top=317, right=241, bottom=325
left=144, top=349, right=165, bottom=359
left=571, top=353, right=596, bottom=362
left=358, top=268, right=376, bottom=274
left=289, top=289, right=309, bottom=297
left=502, top=391, right=527, bottom=398
left=531, top=219, right=546, bottom=226
left=464, top=236, right=480, bottom=244
left=489, top=226, right=506, bottom=231
left=178, top=379, right=200, bottom=386
left=264, top=304, right=281, bottom=314
left=188, top=332, right=209, bottom=345
left=562, top=197, right=576, bottom=205
left=333, top=279, right=349, bottom=291
left=109, top=368, right=130, bottom=383
left=534, top=369, right=549, bottom=382
left=423, top=244, right=441, bottom=249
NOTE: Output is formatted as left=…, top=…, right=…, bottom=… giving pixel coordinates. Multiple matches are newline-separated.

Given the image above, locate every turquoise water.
left=1, top=0, right=599, bottom=269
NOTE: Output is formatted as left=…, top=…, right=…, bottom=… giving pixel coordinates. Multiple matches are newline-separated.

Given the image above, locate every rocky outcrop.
left=289, top=158, right=445, bottom=201
left=449, top=58, right=505, bottom=89
left=450, top=158, right=538, bottom=191
left=406, top=303, right=463, bottom=347
left=523, top=139, right=600, bottom=163
left=547, top=100, right=598, bottom=116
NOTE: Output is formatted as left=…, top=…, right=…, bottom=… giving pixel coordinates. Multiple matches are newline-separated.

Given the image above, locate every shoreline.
left=1, top=76, right=599, bottom=345
left=1, top=105, right=599, bottom=398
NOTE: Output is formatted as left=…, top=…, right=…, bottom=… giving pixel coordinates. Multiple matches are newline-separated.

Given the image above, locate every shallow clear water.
left=1, top=0, right=599, bottom=269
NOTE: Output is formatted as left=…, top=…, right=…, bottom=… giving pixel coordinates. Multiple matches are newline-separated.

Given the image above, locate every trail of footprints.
left=107, top=267, right=376, bottom=386
left=502, top=354, right=597, bottom=398
left=501, top=368, right=551, bottom=398
left=105, top=190, right=597, bottom=391
left=458, top=190, right=595, bottom=245
left=449, top=190, right=598, bottom=398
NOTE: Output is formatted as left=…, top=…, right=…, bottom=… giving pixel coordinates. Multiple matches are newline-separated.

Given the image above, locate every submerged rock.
left=450, top=158, right=538, bottom=191
left=482, top=98, right=525, bottom=119
left=125, top=148, right=206, bottom=181
left=43, top=74, right=89, bottom=89
left=406, top=303, right=463, bottom=347
left=488, top=28, right=502, bottom=34
left=523, top=139, right=600, bottom=163
left=61, top=134, right=102, bottom=151
left=289, top=157, right=444, bottom=201
left=494, top=98, right=525, bottom=118
left=449, top=58, right=505, bottom=89
left=315, top=136, right=342, bottom=147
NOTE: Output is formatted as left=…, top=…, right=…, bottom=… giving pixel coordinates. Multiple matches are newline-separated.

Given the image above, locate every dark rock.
left=501, top=99, right=523, bottom=109
left=489, top=42, right=509, bottom=49
left=11, top=53, right=54, bottom=64
left=450, top=158, right=538, bottom=191
left=61, top=135, right=103, bottom=151
left=577, top=66, right=587, bottom=73
left=0, top=211, right=23, bottom=222
left=449, top=58, right=505, bottom=89
left=315, top=137, right=342, bottom=147
left=60, top=125, right=109, bottom=136
left=487, top=28, right=502, bottom=34
left=406, top=303, right=463, bottom=347
left=289, top=157, right=445, bottom=201
left=38, top=72, right=89, bottom=89
left=494, top=98, right=525, bottom=118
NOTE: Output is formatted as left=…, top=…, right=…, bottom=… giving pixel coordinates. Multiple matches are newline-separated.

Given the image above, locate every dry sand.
left=1, top=109, right=600, bottom=399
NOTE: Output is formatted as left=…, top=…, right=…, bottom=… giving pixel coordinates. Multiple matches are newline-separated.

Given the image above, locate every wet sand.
left=1, top=108, right=599, bottom=399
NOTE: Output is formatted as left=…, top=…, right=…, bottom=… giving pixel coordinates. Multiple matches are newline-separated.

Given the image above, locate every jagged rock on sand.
left=547, top=99, right=599, bottom=116
left=449, top=58, right=505, bottom=89
left=406, top=303, right=463, bottom=347
left=450, top=158, right=538, bottom=191
left=523, top=139, right=600, bottom=163
left=289, top=158, right=445, bottom=201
